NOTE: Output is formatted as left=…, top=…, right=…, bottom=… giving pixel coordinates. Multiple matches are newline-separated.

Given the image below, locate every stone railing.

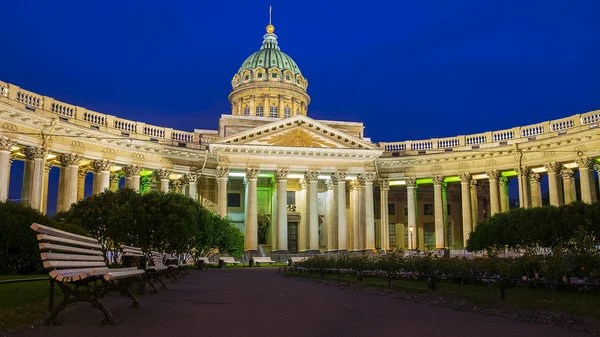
left=0, top=80, right=200, bottom=148
left=379, top=109, right=600, bottom=154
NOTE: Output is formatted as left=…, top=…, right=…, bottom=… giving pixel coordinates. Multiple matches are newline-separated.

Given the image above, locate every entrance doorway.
left=288, top=222, right=298, bottom=253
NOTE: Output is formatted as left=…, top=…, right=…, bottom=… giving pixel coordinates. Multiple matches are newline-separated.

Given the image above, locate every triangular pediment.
left=215, top=115, right=378, bottom=150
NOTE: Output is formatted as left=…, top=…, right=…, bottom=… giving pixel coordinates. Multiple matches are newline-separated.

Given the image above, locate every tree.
left=193, top=208, right=244, bottom=259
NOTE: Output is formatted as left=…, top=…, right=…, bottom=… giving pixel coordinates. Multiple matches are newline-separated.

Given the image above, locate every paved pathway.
left=8, top=268, right=588, bottom=337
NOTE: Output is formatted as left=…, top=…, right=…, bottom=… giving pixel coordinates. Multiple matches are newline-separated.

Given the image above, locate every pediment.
left=215, top=115, right=378, bottom=150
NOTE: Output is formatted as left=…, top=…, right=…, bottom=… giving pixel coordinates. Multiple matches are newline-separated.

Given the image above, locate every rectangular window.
left=270, top=106, right=278, bottom=118
left=257, top=73, right=263, bottom=79
left=244, top=107, right=250, bottom=116
left=271, top=72, right=277, bottom=78
left=284, top=107, right=291, bottom=118
left=227, top=193, right=241, bottom=208
left=287, top=191, right=296, bottom=205
left=424, top=204, right=434, bottom=215
left=285, top=74, right=291, bottom=81
left=256, top=106, right=264, bottom=117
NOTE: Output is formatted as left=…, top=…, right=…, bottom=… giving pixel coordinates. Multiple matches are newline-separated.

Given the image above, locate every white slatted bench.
left=32, top=223, right=145, bottom=325
left=288, top=256, right=308, bottom=266
left=121, top=244, right=165, bottom=294
left=251, top=256, right=276, bottom=266
left=219, top=256, right=241, bottom=267
left=150, top=251, right=177, bottom=283
left=198, top=256, right=218, bottom=269
left=165, top=253, right=188, bottom=277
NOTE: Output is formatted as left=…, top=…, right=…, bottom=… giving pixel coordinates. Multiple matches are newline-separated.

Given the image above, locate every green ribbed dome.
left=237, top=33, right=302, bottom=75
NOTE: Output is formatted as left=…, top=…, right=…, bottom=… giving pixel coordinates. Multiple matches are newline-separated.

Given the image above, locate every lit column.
left=0, top=137, right=15, bottom=202
left=249, top=95, right=255, bottom=116
left=57, top=153, right=82, bottom=211
left=326, top=179, right=335, bottom=252
left=91, top=159, right=112, bottom=194
left=123, top=165, right=142, bottom=192
left=459, top=173, right=472, bottom=248
left=359, top=173, right=376, bottom=252
left=109, top=172, right=120, bottom=191
left=470, top=180, right=479, bottom=230
left=432, top=175, right=445, bottom=249
left=378, top=179, right=389, bottom=251
left=30, top=148, right=47, bottom=212
left=185, top=173, right=198, bottom=200
left=154, top=169, right=171, bottom=192
left=499, top=176, right=510, bottom=213
left=304, top=171, right=320, bottom=253
left=298, top=179, right=307, bottom=251
left=561, top=168, right=576, bottom=204
left=263, top=94, right=269, bottom=116
left=529, top=172, right=542, bottom=207
left=278, top=95, right=285, bottom=118
left=545, top=162, right=562, bottom=206
left=77, top=168, right=86, bottom=201
left=578, top=158, right=594, bottom=203
left=335, top=173, right=348, bottom=252
left=21, top=148, right=35, bottom=206
left=517, top=166, right=531, bottom=208
left=275, top=169, right=289, bottom=253
left=245, top=168, right=259, bottom=252
left=350, top=180, right=360, bottom=251
left=486, top=170, right=501, bottom=215
left=42, top=162, right=52, bottom=214
left=405, top=178, right=417, bottom=250
left=216, top=167, right=229, bottom=217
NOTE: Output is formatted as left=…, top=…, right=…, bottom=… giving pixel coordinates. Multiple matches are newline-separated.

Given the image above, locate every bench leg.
left=145, top=276, right=159, bottom=294
left=48, top=280, right=116, bottom=326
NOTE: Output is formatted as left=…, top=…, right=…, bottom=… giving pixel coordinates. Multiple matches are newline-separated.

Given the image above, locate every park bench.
left=219, top=256, right=241, bottom=267
left=149, top=251, right=178, bottom=282
left=197, top=256, right=218, bottom=269
left=165, top=253, right=188, bottom=277
left=121, top=244, right=166, bottom=294
left=251, top=256, right=276, bottom=266
left=288, top=256, right=307, bottom=266
left=32, top=223, right=145, bottom=325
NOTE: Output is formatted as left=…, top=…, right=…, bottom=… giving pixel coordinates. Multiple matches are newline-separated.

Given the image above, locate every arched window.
left=256, top=106, right=264, bottom=117
left=270, top=106, right=278, bottom=118
left=244, top=106, right=250, bottom=116
left=284, top=107, right=291, bottom=118
left=257, top=72, right=263, bottom=79
left=296, top=109, right=301, bottom=115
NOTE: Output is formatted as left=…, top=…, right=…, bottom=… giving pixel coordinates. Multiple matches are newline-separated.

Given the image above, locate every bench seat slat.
left=39, top=243, right=104, bottom=255
left=103, top=269, right=145, bottom=281
left=43, top=260, right=106, bottom=269
left=41, top=253, right=105, bottom=262
left=31, top=223, right=98, bottom=245
left=123, top=252, right=145, bottom=257
left=37, top=234, right=102, bottom=249
left=49, top=267, right=109, bottom=282
left=91, top=267, right=137, bottom=276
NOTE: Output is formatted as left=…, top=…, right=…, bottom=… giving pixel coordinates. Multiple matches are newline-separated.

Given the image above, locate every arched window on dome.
left=257, top=72, right=263, bottom=79
left=284, top=107, right=291, bottom=118
left=256, top=106, right=264, bottom=117
left=270, top=106, right=278, bottom=118
left=296, top=109, right=301, bottom=116
left=244, top=106, right=250, bottom=116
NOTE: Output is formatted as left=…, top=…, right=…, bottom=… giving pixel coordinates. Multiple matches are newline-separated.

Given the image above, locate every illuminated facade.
left=1, top=17, right=600, bottom=255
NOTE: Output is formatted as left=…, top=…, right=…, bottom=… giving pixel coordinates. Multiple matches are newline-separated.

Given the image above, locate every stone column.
left=298, top=179, right=307, bottom=251
left=249, top=95, right=255, bottom=116
left=123, top=165, right=142, bottom=192
left=42, top=162, right=53, bottom=214
left=21, top=148, right=37, bottom=206
left=350, top=180, right=360, bottom=251
left=432, top=176, right=445, bottom=249
left=278, top=95, right=285, bottom=118
left=171, top=180, right=183, bottom=194
left=275, top=169, right=289, bottom=253
left=459, top=174, right=472, bottom=248
left=184, top=173, right=198, bottom=200
left=263, top=94, right=269, bottom=116
left=578, top=158, right=595, bottom=203
left=470, top=180, right=479, bottom=230
left=334, top=173, right=348, bottom=252
left=378, top=179, right=389, bottom=251
left=517, top=166, right=531, bottom=208
left=359, top=173, right=376, bottom=252
left=499, top=176, right=510, bottom=213
left=57, top=153, right=82, bottom=211
left=109, top=172, right=120, bottom=191
left=245, top=168, right=259, bottom=252
left=405, top=178, right=417, bottom=250
left=325, top=179, right=335, bottom=252
left=154, top=169, right=171, bottom=192
left=304, top=171, right=320, bottom=253
left=30, top=148, right=47, bottom=212
left=545, top=162, right=563, bottom=206
left=561, top=168, right=576, bottom=204
left=530, top=172, right=542, bottom=207
left=0, top=137, right=15, bottom=202
left=216, top=167, right=229, bottom=217
left=77, top=168, right=87, bottom=201
left=91, top=159, right=112, bottom=194
left=486, top=170, right=501, bottom=215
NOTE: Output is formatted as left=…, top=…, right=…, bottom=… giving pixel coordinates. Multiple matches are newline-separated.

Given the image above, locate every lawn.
left=286, top=270, right=600, bottom=319
left=0, top=274, right=56, bottom=333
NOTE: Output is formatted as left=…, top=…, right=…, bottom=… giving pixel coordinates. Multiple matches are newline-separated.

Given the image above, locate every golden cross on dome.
left=269, top=6, right=272, bottom=25
left=266, top=6, right=275, bottom=34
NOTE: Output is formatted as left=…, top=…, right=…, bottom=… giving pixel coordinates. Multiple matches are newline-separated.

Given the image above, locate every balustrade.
left=581, top=110, right=600, bottom=125
left=82, top=110, right=107, bottom=126
left=465, top=133, right=486, bottom=145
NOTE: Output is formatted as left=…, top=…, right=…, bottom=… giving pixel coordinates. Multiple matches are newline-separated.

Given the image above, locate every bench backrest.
left=220, top=256, right=237, bottom=262
left=150, top=251, right=166, bottom=267
left=253, top=257, right=273, bottom=262
left=31, top=223, right=106, bottom=282
left=121, top=244, right=144, bottom=258
left=290, top=257, right=307, bottom=262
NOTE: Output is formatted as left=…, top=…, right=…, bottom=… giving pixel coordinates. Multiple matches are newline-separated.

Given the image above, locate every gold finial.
left=266, top=6, right=275, bottom=34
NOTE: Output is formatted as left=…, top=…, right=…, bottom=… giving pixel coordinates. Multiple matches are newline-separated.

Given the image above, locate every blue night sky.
left=1, top=1, right=600, bottom=211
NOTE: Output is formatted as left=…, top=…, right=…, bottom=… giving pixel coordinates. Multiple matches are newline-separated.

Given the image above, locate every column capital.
left=78, top=167, right=88, bottom=177
left=517, top=165, right=530, bottom=177
left=44, top=160, right=54, bottom=173
left=469, top=179, right=478, bottom=191
left=326, top=179, right=334, bottom=190
left=530, top=172, right=541, bottom=183
left=357, top=173, right=375, bottom=185
left=331, top=172, right=346, bottom=183
left=544, top=162, right=563, bottom=173
left=499, top=175, right=509, bottom=187
left=216, top=166, right=229, bottom=178
left=171, top=179, right=183, bottom=192
left=122, top=164, right=142, bottom=176
left=405, top=177, right=417, bottom=187
left=110, top=171, right=121, bottom=183
left=299, top=177, right=307, bottom=189
left=57, top=153, right=82, bottom=166
left=348, top=179, right=360, bottom=191
left=246, top=168, right=260, bottom=179
left=486, top=170, right=501, bottom=180
left=577, top=157, right=595, bottom=170
left=560, top=167, right=574, bottom=179
left=90, top=159, right=113, bottom=173
left=182, top=172, right=197, bottom=184
left=154, top=168, right=171, bottom=180
left=0, top=136, right=15, bottom=151
left=274, top=169, right=289, bottom=181
left=304, top=171, right=319, bottom=182
left=432, top=175, right=444, bottom=185
left=23, top=146, right=46, bottom=160
left=378, top=179, right=389, bottom=190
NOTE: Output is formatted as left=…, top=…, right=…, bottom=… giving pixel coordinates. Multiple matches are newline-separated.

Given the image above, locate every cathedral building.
left=1, top=17, right=599, bottom=255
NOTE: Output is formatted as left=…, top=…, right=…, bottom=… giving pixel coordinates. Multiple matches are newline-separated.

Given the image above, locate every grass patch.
left=287, top=271, right=600, bottom=319
left=0, top=274, right=57, bottom=333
